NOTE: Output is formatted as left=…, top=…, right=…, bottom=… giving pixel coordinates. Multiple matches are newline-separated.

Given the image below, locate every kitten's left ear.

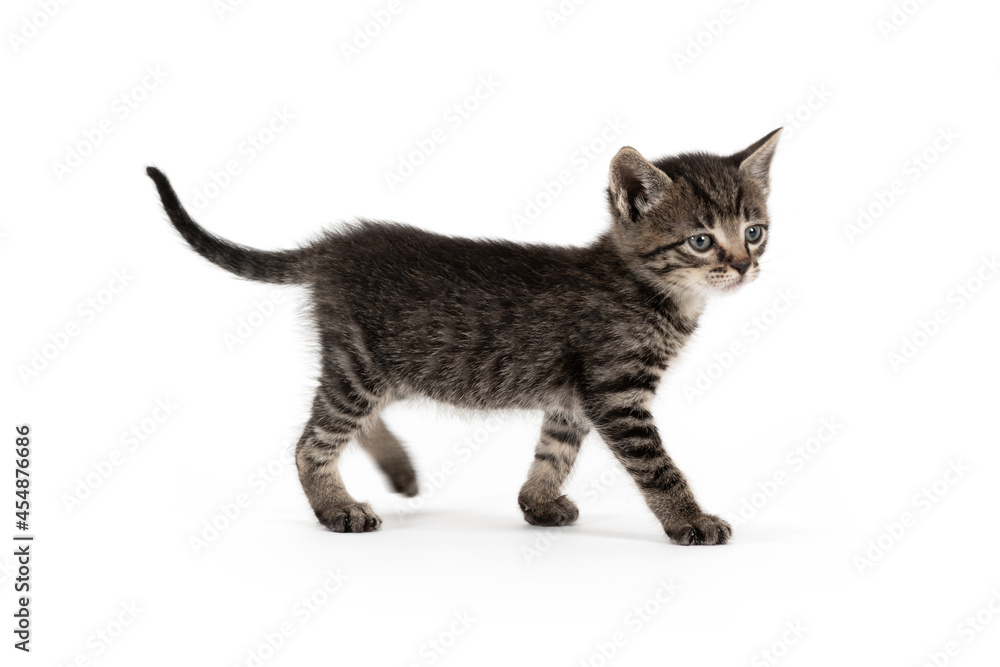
left=734, top=128, right=782, bottom=196
left=608, top=146, right=672, bottom=223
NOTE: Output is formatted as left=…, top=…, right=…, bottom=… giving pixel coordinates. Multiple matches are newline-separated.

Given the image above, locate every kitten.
left=147, top=128, right=781, bottom=545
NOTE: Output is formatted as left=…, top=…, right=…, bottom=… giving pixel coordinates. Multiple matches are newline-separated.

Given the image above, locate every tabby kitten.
left=147, top=128, right=781, bottom=545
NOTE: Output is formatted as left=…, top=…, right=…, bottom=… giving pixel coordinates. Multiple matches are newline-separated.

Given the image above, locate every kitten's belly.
left=392, top=362, right=571, bottom=413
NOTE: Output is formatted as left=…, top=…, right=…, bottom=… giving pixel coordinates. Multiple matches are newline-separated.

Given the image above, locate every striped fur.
left=146, top=129, right=781, bottom=544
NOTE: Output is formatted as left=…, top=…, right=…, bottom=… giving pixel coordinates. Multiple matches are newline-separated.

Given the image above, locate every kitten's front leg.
left=585, top=395, right=731, bottom=545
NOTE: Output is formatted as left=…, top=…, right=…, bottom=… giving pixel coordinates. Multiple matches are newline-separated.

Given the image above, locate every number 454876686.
left=15, top=425, right=30, bottom=530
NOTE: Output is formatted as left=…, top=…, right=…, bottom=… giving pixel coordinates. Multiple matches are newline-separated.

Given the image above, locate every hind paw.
left=317, top=502, right=382, bottom=533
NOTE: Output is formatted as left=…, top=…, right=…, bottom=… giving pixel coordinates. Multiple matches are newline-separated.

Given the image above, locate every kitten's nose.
left=731, top=260, right=751, bottom=275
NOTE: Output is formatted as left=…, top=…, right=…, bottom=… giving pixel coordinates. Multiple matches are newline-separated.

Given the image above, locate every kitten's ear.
left=608, top=146, right=672, bottom=223
left=734, top=128, right=782, bottom=195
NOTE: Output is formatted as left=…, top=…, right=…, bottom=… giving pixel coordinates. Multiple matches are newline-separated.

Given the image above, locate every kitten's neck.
left=594, top=232, right=707, bottom=327
left=665, top=285, right=707, bottom=323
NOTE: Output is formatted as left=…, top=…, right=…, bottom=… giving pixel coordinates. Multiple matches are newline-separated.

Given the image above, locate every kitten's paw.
left=317, top=502, right=382, bottom=533
left=389, top=471, right=419, bottom=498
left=665, top=513, right=731, bottom=545
left=519, top=495, right=580, bottom=527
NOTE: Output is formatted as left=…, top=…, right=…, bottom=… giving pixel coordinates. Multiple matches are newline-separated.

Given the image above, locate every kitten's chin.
left=711, top=276, right=753, bottom=294
left=718, top=280, right=746, bottom=293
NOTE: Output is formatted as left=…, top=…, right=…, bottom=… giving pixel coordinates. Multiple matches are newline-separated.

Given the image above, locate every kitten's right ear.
left=608, top=147, right=672, bottom=224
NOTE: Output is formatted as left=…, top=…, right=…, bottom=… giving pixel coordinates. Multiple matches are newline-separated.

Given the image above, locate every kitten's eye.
left=688, top=235, right=713, bottom=252
left=745, top=226, right=763, bottom=243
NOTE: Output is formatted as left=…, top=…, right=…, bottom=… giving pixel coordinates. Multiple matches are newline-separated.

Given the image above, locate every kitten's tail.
left=146, top=166, right=310, bottom=284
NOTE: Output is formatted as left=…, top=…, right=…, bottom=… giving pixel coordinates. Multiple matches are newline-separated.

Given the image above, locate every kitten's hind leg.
left=296, top=378, right=382, bottom=533
left=358, top=416, right=419, bottom=498
left=518, top=410, right=589, bottom=527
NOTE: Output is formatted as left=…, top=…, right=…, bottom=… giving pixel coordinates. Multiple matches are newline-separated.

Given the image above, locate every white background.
left=3, top=1, right=1000, bottom=665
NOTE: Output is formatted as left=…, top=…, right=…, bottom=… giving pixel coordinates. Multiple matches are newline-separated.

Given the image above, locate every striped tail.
left=146, top=166, right=310, bottom=284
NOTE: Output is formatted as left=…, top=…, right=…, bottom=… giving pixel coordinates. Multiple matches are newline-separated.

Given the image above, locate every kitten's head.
left=606, top=129, right=782, bottom=299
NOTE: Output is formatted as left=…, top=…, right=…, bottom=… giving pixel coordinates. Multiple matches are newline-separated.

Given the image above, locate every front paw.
left=519, top=495, right=580, bottom=527
left=665, top=513, right=731, bottom=545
